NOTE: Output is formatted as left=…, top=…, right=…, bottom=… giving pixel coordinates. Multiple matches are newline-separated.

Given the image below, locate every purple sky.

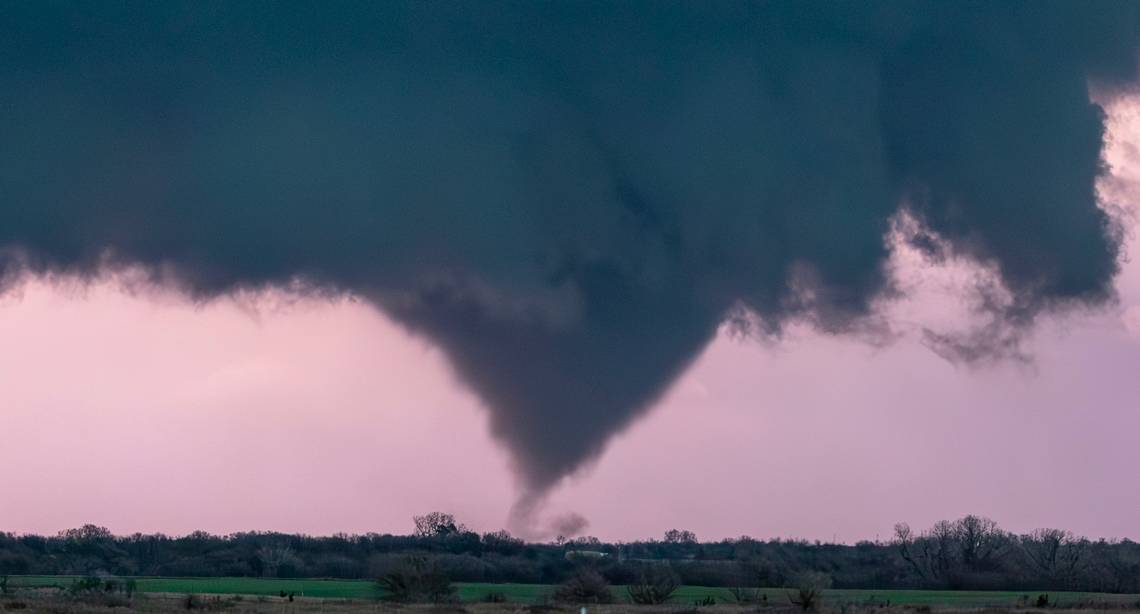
left=1, top=98, right=1138, bottom=544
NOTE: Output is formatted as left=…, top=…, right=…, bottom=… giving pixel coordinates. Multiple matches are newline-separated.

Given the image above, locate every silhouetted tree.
left=481, top=530, right=524, bottom=555
left=954, top=515, right=1008, bottom=571
left=1021, top=529, right=1085, bottom=585
left=664, top=529, right=698, bottom=544
left=413, top=512, right=465, bottom=538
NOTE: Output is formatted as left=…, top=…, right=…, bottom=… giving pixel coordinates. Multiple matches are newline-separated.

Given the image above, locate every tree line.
left=0, top=515, right=1137, bottom=593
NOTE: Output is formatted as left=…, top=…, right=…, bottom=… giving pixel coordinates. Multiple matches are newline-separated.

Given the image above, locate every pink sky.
left=2, top=99, right=1139, bottom=544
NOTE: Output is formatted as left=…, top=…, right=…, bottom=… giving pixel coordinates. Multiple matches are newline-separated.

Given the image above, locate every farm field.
left=8, top=576, right=1140, bottom=607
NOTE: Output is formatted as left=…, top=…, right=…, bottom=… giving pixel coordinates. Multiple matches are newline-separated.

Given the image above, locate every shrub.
left=553, top=568, right=614, bottom=604
left=787, top=572, right=832, bottom=611
left=377, top=556, right=456, bottom=603
left=67, top=576, right=103, bottom=594
left=627, top=566, right=680, bottom=605
left=183, top=594, right=237, bottom=611
left=728, top=587, right=765, bottom=604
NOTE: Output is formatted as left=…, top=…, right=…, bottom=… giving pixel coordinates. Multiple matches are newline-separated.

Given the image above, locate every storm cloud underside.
left=2, top=3, right=1139, bottom=508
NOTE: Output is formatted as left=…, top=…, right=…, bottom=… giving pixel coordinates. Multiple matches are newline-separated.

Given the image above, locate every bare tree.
left=893, top=520, right=954, bottom=581
left=895, top=515, right=1009, bottom=583
left=954, top=515, right=1008, bottom=571
left=787, top=572, right=831, bottom=611
left=664, top=529, right=697, bottom=544
left=412, top=512, right=466, bottom=538
left=1089, top=540, right=1140, bottom=593
left=928, top=519, right=957, bottom=577
left=58, top=525, right=113, bottom=542
left=256, top=545, right=301, bottom=578
left=893, top=523, right=927, bottom=580
left=1021, top=529, right=1085, bottom=584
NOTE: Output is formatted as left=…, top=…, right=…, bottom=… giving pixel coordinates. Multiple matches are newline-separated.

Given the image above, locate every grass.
left=9, top=576, right=381, bottom=599
left=8, top=575, right=1140, bottom=606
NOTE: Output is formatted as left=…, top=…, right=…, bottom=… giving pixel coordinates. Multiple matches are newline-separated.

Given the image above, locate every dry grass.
left=3, top=592, right=1140, bottom=614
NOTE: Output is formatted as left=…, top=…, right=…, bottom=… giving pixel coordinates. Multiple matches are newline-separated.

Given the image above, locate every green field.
left=8, top=576, right=1140, bottom=607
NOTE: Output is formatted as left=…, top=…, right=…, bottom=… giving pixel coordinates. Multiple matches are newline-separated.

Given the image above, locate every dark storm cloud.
left=2, top=2, right=1138, bottom=499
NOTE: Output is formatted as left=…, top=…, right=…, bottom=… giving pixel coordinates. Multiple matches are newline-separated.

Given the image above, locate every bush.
left=553, top=568, right=614, bottom=604
left=788, top=572, right=832, bottom=611
left=67, top=576, right=103, bottom=594
left=728, top=587, right=766, bottom=604
left=627, top=566, right=680, bottom=605
left=183, top=594, right=239, bottom=611
left=377, top=556, right=456, bottom=603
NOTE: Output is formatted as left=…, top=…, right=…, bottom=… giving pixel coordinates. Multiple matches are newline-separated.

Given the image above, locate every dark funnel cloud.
left=2, top=2, right=1138, bottom=505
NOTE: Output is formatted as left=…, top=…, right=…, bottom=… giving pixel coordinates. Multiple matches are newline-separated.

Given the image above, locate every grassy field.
left=8, top=575, right=1140, bottom=607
